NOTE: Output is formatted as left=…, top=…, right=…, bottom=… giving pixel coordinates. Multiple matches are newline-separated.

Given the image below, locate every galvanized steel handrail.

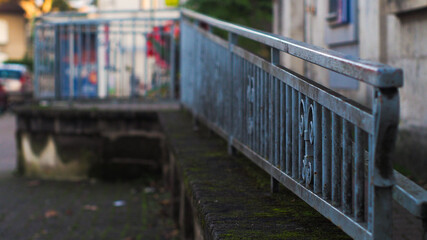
left=181, top=8, right=403, bottom=88
left=393, top=170, right=427, bottom=218
left=180, top=8, right=407, bottom=240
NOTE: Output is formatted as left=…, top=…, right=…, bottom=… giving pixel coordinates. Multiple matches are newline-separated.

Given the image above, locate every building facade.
left=273, top=0, right=427, bottom=181
left=0, top=1, right=27, bottom=61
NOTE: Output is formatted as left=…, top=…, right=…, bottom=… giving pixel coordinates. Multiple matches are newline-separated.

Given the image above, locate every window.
left=0, top=20, right=9, bottom=45
left=327, top=0, right=350, bottom=25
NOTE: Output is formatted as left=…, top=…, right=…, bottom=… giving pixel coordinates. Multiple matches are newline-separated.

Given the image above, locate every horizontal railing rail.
left=179, top=8, right=421, bottom=240
left=181, top=9, right=403, bottom=88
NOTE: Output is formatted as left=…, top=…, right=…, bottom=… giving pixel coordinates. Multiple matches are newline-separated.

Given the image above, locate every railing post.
left=370, top=87, right=399, bottom=240
left=270, top=48, right=280, bottom=193
left=227, top=32, right=237, bottom=156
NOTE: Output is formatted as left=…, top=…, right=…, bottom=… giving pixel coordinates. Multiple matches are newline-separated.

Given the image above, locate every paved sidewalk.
left=0, top=113, right=177, bottom=240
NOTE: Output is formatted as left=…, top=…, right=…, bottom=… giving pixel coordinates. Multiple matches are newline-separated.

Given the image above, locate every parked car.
left=0, top=64, right=32, bottom=104
left=0, top=82, right=7, bottom=111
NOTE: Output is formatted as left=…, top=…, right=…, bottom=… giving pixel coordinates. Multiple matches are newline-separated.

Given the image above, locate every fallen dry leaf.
left=83, top=205, right=98, bottom=211
left=164, top=229, right=179, bottom=239
left=65, top=209, right=73, bottom=216
left=44, top=210, right=59, bottom=218
left=27, top=180, right=40, bottom=187
left=160, top=199, right=171, bottom=206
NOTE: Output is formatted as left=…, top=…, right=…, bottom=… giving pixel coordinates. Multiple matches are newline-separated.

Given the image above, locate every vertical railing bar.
left=239, top=55, right=244, bottom=142
left=95, top=23, right=100, bottom=98
left=131, top=19, right=137, bottom=98
left=254, top=66, right=259, bottom=154
left=354, top=127, right=366, bottom=222
left=170, top=21, right=176, bottom=97
left=368, top=133, right=374, bottom=232
left=274, top=77, right=280, bottom=168
left=85, top=23, right=90, bottom=98
left=143, top=23, right=148, bottom=97
left=332, top=113, right=342, bottom=206
left=248, top=62, right=253, bottom=150
left=292, top=88, right=298, bottom=179
left=69, top=24, right=74, bottom=98
left=254, top=66, right=261, bottom=154
left=262, top=70, right=266, bottom=157
left=313, top=102, right=322, bottom=194
left=286, top=84, right=292, bottom=174
left=243, top=59, right=247, bottom=146
left=322, top=107, right=331, bottom=200
left=258, top=67, right=262, bottom=155
left=280, top=81, right=285, bottom=171
left=34, top=25, right=40, bottom=98
left=298, top=93, right=304, bottom=181
left=342, top=119, right=352, bottom=215
left=78, top=24, right=83, bottom=97
left=270, top=48, right=280, bottom=193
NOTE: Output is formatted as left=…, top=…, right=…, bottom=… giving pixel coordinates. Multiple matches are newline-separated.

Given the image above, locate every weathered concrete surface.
left=160, top=111, right=350, bottom=240
left=14, top=105, right=166, bottom=180
left=0, top=113, right=178, bottom=240
left=0, top=113, right=17, bottom=176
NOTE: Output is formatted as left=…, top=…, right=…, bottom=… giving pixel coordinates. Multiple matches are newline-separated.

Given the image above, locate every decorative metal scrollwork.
left=301, top=101, right=314, bottom=187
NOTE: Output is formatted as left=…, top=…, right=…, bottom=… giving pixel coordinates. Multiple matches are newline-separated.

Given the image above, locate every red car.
left=0, top=64, right=32, bottom=105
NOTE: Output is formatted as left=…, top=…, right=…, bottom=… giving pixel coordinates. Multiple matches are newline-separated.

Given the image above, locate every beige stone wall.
left=387, top=11, right=427, bottom=128
left=0, top=13, right=26, bottom=60
left=274, top=0, right=427, bottom=129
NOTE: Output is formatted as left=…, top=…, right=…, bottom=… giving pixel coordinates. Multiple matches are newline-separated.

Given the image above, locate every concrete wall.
left=0, top=13, right=27, bottom=60
left=15, top=108, right=165, bottom=180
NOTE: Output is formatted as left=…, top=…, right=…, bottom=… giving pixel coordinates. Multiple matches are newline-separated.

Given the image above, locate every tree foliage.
left=185, top=0, right=272, bottom=32
left=185, top=0, right=272, bottom=57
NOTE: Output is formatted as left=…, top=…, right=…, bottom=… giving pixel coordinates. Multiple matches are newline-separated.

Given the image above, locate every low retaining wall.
left=160, top=111, right=350, bottom=239
left=14, top=106, right=165, bottom=180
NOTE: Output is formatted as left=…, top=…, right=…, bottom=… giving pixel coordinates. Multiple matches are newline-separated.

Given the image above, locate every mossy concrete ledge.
left=160, top=111, right=350, bottom=240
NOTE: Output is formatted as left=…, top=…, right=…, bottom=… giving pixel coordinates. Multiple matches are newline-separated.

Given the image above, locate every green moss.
left=203, top=151, right=227, bottom=158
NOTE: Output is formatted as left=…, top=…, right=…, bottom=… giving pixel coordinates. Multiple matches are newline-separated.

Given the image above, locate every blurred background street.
left=0, top=113, right=178, bottom=240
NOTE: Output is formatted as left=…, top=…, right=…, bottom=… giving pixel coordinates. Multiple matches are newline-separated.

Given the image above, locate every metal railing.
left=34, top=9, right=180, bottom=99
left=32, top=8, right=426, bottom=240
left=180, top=8, right=426, bottom=240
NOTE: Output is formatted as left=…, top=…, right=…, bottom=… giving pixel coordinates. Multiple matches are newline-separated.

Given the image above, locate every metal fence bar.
left=332, top=113, right=342, bottom=207
left=291, top=88, right=298, bottom=179
left=342, top=119, right=352, bottom=215
left=285, top=85, right=292, bottom=174
left=313, top=102, right=322, bottom=194
left=354, top=127, right=366, bottom=222
left=322, top=107, right=332, bottom=200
